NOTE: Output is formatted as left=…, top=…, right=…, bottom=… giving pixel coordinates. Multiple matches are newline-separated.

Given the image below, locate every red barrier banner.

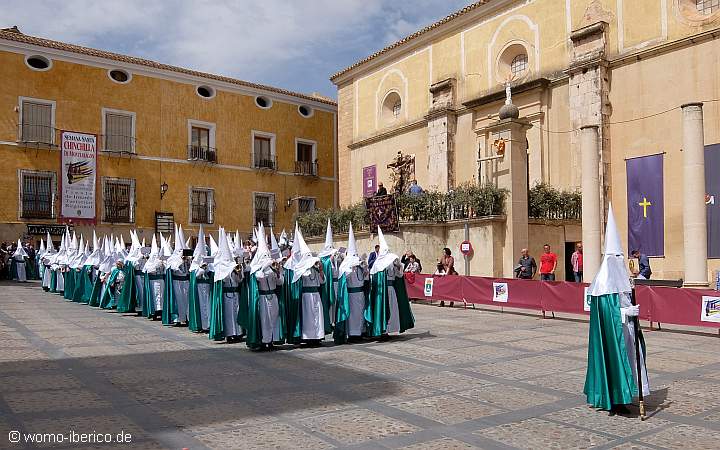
left=404, top=274, right=720, bottom=330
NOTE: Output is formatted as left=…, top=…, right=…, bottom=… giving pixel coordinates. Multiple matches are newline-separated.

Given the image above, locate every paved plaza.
left=1, top=281, right=719, bottom=449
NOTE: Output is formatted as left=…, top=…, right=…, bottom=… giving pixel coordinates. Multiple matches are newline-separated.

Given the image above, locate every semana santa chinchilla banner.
left=626, top=154, right=664, bottom=257
left=59, top=131, right=97, bottom=223
left=706, top=144, right=720, bottom=258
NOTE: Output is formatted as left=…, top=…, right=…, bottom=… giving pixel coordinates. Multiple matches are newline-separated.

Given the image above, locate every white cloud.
left=3, top=0, right=474, bottom=96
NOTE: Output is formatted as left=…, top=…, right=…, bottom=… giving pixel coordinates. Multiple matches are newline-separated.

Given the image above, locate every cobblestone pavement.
left=1, top=281, right=719, bottom=449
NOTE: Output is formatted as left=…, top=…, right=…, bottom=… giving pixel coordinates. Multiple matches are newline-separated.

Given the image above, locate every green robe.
left=63, top=269, right=76, bottom=300
left=72, top=268, right=86, bottom=302
left=209, top=280, right=225, bottom=341
left=188, top=271, right=214, bottom=332
left=319, top=256, right=336, bottom=333
left=333, top=274, right=351, bottom=344
left=116, top=263, right=136, bottom=313
left=99, top=268, right=122, bottom=309
left=236, top=271, right=250, bottom=330
left=245, top=273, right=263, bottom=349
left=88, top=272, right=103, bottom=307
left=50, top=270, right=57, bottom=293
left=162, top=268, right=177, bottom=325
left=584, top=293, right=641, bottom=410
left=283, top=268, right=303, bottom=345
left=144, top=273, right=165, bottom=318
left=365, top=270, right=415, bottom=337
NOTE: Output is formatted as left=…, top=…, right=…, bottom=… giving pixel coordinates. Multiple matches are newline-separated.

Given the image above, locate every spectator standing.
left=571, top=242, right=583, bottom=282
left=368, top=244, right=380, bottom=269
left=408, top=180, right=423, bottom=196
left=404, top=255, right=420, bottom=274
left=539, top=244, right=558, bottom=281
left=630, top=250, right=652, bottom=279
left=376, top=183, right=388, bottom=196
left=514, top=248, right=537, bottom=279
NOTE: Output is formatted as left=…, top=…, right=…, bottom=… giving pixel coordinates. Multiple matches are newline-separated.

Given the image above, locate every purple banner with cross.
left=626, top=154, right=664, bottom=257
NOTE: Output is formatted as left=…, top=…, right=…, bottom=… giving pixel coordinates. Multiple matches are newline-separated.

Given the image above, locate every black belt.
left=302, top=286, right=320, bottom=294
left=148, top=274, right=165, bottom=280
left=258, top=289, right=274, bottom=296
left=172, top=274, right=190, bottom=281
left=224, top=286, right=241, bottom=293
left=348, top=286, right=364, bottom=294
left=332, top=278, right=339, bottom=282
left=195, top=278, right=213, bottom=284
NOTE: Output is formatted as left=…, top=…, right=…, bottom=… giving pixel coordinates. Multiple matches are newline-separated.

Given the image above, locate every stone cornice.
left=462, top=78, right=550, bottom=109
left=348, top=119, right=428, bottom=150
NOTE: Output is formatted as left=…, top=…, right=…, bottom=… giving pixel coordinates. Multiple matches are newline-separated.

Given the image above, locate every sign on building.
left=59, top=131, right=97, bottom=222
left=362, top=165, right=376, bottom=198
left=27, top=224, right=72, bottom=236
left=155, top=212, right=175, bottom=234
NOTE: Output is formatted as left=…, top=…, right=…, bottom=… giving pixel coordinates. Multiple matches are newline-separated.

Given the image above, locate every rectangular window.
left=20, top=99, right=54, bottom=144
left=253, top=136, right=275, bottom=169
left=295, top=140, right=317, bottom=176
left=254, top=193, right=275, bottom=227
left=102, top=177, right=135, bottom=223
left=20, top=170, right=56, bottom=219
left=103, top=111, right=134, bottom=153
left=191, top=188, right=214, bottom=224
left=298, top=197, right=316, bottom=215
left=188, top=125, right=217, bottom=162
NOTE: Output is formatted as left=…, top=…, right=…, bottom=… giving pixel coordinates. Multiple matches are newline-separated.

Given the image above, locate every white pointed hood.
left=370, top=226, right=399, bottom=275
left=190, top=225, right=208, bottom=272
left=125, top=230, right=143, bottom=263
left=339, top=222, right=361, bottom=275
left=160, top=232, right=173, bottom=258
left=209, top=234, right=219, bottom=257
left=85, top=231, right=102, bottom=266
left=213, top=228, right=236, bottom=281
left=279, top=229, right=288, bottom=248
left=38, top=238, right=46, bottom=258
left=270, top=227, right=281, bottom=260
left=12, top=240, right=28, bottom=258
left=44, top=233, right=56, bottom=256
left=69, top=236, right=84, bottom=268
left=291, top=224, right=319, bottom=283
left=318, top=219, right=337, bottom=258
left=99, top=236, right=115, bottom=273
left=167, top=224, right=188, bottom=270
left=284, top=223, right=303, bottom=271
left=250, top=223, right=273, bottom=274
left=232, top=230, right=244, bottom=258
left=588, top=203, right=632, bottom=296
left=143, top=235, right=163, bottom=273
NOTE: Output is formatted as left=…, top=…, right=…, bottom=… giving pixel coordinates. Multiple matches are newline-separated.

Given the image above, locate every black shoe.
left=440, top=301, right=445, bottom=307
left=609, top=404, right=632, bottom=416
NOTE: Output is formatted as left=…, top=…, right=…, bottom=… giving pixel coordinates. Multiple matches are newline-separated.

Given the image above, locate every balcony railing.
left=187, top=145, right=217, bottom=163
left=102, top=134, right=136, bottom=154
left=254, top=156, right=276, bottom=170
left=294, top=160, right=318, bottom=176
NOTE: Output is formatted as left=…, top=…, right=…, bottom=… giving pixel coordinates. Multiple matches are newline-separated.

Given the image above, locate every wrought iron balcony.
left=294, top=160, right=318, bottom=176
left=187, top=145, right=217, bottom=163
left=254, top=156, right=276, bottom=171
left=18, top=123, right=56, bottom=146
left=102, top=134, right=136, bottom=154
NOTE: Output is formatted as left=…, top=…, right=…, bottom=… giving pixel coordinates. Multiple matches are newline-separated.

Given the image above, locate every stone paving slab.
left=1, top=281, right=719, bottom=449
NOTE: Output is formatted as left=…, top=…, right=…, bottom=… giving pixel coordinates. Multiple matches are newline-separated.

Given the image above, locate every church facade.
left=332, top=0, right=720, bottom=284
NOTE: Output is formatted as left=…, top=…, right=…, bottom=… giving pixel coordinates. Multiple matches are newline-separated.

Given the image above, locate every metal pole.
left=464, top=220, right=470, bottom=276
left=631, top=287, right=646, bottom=420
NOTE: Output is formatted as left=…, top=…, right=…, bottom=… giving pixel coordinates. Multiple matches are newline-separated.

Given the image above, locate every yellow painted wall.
left=0, top=48, right=336, bottom=241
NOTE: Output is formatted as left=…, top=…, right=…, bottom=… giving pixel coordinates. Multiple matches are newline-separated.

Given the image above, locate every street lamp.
left=160, top=182, right=168, bottom=199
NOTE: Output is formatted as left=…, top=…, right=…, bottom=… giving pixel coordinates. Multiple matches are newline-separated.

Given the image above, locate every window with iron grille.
left=253, top=135, right=275, bottom=169
left=298, top=198, right=316, bottom=215
left=103, top=177, right=135, bottom=223
left=510, top=53, right=528, bottom=77
left=191, top=188, right=214, bottom=224
left=104, top=111, right=134, bottom=152
left=19, top=170, right=56, bottom=219
left=20, top=99, right=54, bottom=144
left=697, top=0, right=720, bottom=14
left=254, top=193, right=274, bottom=227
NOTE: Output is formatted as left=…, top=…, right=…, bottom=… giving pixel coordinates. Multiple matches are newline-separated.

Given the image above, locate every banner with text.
left=365, top=195, right=399, bottom=232
left=60, top=131, right=97, bottom=223
left=705, top=144, right=720, bottom=258
left=626, top=154, right=664, bottom=256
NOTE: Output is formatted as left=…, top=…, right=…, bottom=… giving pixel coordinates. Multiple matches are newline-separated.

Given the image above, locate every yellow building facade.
left=0, top=27, right=337, bottom=243
left=332, top=0, right=720, bottom=283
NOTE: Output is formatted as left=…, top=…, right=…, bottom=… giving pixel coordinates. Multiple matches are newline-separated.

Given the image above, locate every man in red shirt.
left=539, top=244, right=558, bottom=281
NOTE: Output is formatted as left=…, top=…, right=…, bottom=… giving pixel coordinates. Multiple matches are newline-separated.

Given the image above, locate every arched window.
left=510, top=53, right=528, bottom=77
left=382, top=91, right=402, bottom=123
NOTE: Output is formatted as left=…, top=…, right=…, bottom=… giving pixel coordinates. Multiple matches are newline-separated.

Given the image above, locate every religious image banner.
left=60, top=131, right=97, bottom=223
left=626, top=154, right=664, bottom=256
left=705, top=144, right=720, bottom=258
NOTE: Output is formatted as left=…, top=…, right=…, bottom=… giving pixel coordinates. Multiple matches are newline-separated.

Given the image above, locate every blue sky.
left=4, top=0, right=472, bottom=98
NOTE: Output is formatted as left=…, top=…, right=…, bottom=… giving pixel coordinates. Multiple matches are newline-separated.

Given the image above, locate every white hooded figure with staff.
left=12, top=239, right=29, bottom=282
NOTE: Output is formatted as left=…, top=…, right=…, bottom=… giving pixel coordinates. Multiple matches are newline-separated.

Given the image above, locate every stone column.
left=426, top=79, right=456, bottom=192
left=681, top=103, right=708, bottom=286
left=485, top=117, right=531, bottom=276
left=580, top=125, right=601, bottom=281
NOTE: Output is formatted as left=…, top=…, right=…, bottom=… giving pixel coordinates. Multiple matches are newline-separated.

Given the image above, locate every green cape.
left=188, top=271, right=214, bottom=332
left=49, top=270, right=57, bottom=293
left=208, top=280, right=225, bottom=341
left=99, top=268, right=122, bottom=309
left=583, top=293, right=640, bottom=410
left=63, top=269, right=76, bottom=300
left=236, top=273, right=250, bottom=330
left=245, top=273, right=263, bottom=349
left=283, top=268, right=303, bottom=345
left=88, top=272, right=103, bottom=307
left=319, top=256, right=335, bottom=333
left=365, top=270, right=415, bottom=337
left=162, top=268, right=178, bottom=325
left=116, top=263, right=136, bottom=313
left=333, top=273, right=351, bottom=344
